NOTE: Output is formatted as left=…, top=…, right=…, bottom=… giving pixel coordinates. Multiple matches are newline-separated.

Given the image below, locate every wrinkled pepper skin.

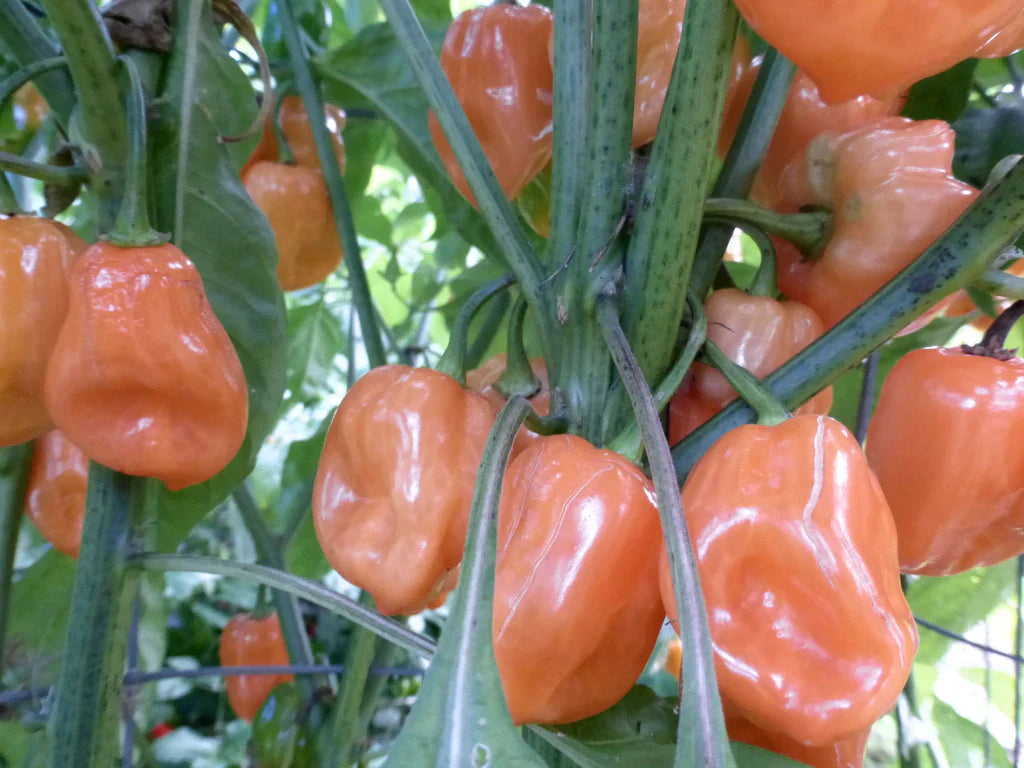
left=668, top=289, right=832, bottom=444
left=632, top=0, right=687, bottom=147
left=243, top=162, right=343, bottom=291
left=660, top=415, right=917, bottom=745
left=25, top=430, right=88, bottom=558
left=0, top=218, right=86, bottom=447
left=429, top=5, right=554, bottom=204
left=867, top=347, right=1024, bottom=576
left=44, top=242, right=248, bottom=491
left=731, top=0, right=1021, bottom=103
left=494, top=435, right=665, bottom=725
left=313, top=365, right=497, bottom=616
left=466, top=353, right=551, bottom=417
left=775, top=118, right=978, bottom=329
left=719, top=64, right=898, bottom=207
left=219, top=612, right=294, bottom=723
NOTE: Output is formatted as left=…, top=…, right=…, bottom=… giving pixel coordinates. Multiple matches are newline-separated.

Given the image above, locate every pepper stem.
left=739, top=224, right=780, bottom=298
left=495, top=295, right=541, bottom=401
left=101, top=55, right=169, bottom=248
left=701, top=339, right=790, bottom=426
left=0, top=56, right=68, bottom=119
left=436, top=275, right=515, bottom=384
left=704, top=197, right=832, bottom=258
left=964, top=299, right=1024, bottom=360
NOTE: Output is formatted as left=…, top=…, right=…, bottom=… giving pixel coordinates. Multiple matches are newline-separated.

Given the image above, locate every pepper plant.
left=1, top=1, right=1024, bottom=767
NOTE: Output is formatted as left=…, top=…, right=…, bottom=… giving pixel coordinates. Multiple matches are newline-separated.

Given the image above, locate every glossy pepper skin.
left=731, top=0, right=1021, bottom=103
left=429, top=5, right=554, bottom=204
left=219, top=612, right=294, bottom=723
left=866, top=347, right=1024, bottom=576
left=242, top=95, right=346, bottom=175
left=719, top=63, right=898, bottom=208
left=668, top=289, right=832, bottom=444
left=44, top=242, right=248, bottom=491
left=313, top=365, right=497, bottom=616
left=632, top=0, right=687, bottom=147
left=660, top=415, right=917, bottom=745
left=0, top=218, right=86, bottom=447
left=975, top=12, right=1024, bottom=57
left=24, top=430, right=88, bottom=558
left=494, top=435, right=665, bottom=725
left=774, top=117, right=978, bottom=329
left=726, top=701, right=869, bottom=768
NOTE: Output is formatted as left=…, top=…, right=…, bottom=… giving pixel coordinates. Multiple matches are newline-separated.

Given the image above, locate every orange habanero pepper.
left=660, top=414, right=917, bottom=745
left=975, top=11, right=1024, bottom=58
left=219, top=611, right=294, bottom=722
left=429, top=5, right=554, bottom=205
left=44, top=242, right=248, bottom=491
left=866, top=347, right=1024, bottom=576
left=730, top=0, right=1022, bottom=103
left=0, top=217, right=86, bottom=447
left=24, top=430, right=88, bottom=558
left=494, top=435, right=664, bottom=725
left=632, top=0, right=687, bottom=147
left=312, top=365, right=497, bottom=616
left=774, top=117, right=977, bottom=329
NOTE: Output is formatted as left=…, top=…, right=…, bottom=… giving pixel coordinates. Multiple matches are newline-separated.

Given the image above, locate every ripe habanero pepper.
left=312, top=365, right=497, bottom=616
left=24, top=430, right=88, bottom=558
left=668, top=288, right=832, bottom=444
left=0, top=217, right=86, bottom=447
left=44, top=242, right=248, bottom=491
left=13, top=84, right=48, bottom=131
left=660, top=414, right=917, bottom=745
left=730, top=0, right=1021, bottom=103
left=429, top=5, right=554, bottom=205
left=774, top=117, right=978, bottom=329
left=219, top=611, right=294, bottom=723
left=632, top=0, right=686, bottom=147
left=975, top=11, right=1024, bottom=58
left=494, top=434, right=664, bottom=725
left=242, top=97, right=346, bottom=291
left=866, top=346, right=1024, bottom=576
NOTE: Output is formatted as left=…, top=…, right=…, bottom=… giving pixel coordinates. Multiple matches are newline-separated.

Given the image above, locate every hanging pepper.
left=730, top=0, right=1022, bottom=103
left=493, top=434, right=665, bottom=725
left=312, top=365, right=497, bottom=616
left=774, top=117, right=978, bottom=328
left=242, top=96, right=346, bottom=291
left=0, top=217, right=86, bottom=447
left=24, top=430, right=88, bottom=558
left=660, top=414, right=917, bottom=745
left=429, top=4, right=554, bottom=204
left=867, top=343, right=1024, bottom=575
left=219, top=611, right=294, bottom=723
left=44, top=243, right=249, bottom=491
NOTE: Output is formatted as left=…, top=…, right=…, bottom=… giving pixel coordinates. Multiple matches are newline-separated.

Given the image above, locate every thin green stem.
left=978, top=266, right=1024, bottom=300
left=0, top=57, right=68, bottom=115
left=376, top=0, right=550, bottom=338
left=689, top=49, right=796, bottom=298
left=48, top=468, right=152, bottom=768
left=102, top=56, right=168, bottom=247
left=703, top=198, right=832, bottom=256
left=672, top=157, right=1024, bottom=480
left=325, top=592, right=380, bottom=767
left=0, top=444, right=32, bottom=678
left=702, top=339, right=789, bottom=425
left=277, top=0, right=387, bottom=369
left=436, top=275, right=514, bottom=383
left=39, top=0, right=128, bottom=229
left=128, top=554, right=435, bottom=659
left=496, top=295, right=541, bottom=401
left=740, top=224, right=780, bottom=298
left=597, top=298, right=733, bottom=768
left=466, top=291, right=510, bottom=370
left=0, top=151, right=89, bottom=186
left=0, top=0, right=75, bottom=127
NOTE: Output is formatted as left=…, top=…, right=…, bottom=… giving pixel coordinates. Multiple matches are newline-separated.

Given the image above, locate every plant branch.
left=0, top=151, right=89, bottom=186
left=703, top=197, right=832, bottom=255
left=0, top=0, right=75, bottom=127
left=0, top=444, right=32, bottom=679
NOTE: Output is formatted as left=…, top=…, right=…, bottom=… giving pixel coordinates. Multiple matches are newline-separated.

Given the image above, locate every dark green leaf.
left=285, top=296, right=345, bottom=409
left=954, top=107, right=1024, bottom=188
left=902, top=59, right=978, bottom=123
left=6, top=551, right=75, bottom=677
left=282, top=419, right=331, bottom=580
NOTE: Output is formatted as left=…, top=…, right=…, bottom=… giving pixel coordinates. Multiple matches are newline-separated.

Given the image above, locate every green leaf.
left=932, top=700, right=1012, bottom=768
left=954, top=107, right=1024, bottom=188
left=282, top=419, right=331, bottom=580
left=907, top=560, right=1017, bottom=665
left=284, top=296, right=345, bottom=410
left=6, top=551, right=75, bottom=677
left=731, top=744, right=812, bottom=768
left=901, top=59, right=978, bottom=124
left=341, top=117, right=388, bottom=201
left=149, top=0, right=287, bottom=550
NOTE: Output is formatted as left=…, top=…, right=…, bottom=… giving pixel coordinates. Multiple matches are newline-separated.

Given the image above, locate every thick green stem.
left=39, top=0, right=128, bottom=229
left=0, top=151, right=89, bottom=186
left=672, top=157, right=1024, bottom=479
left=0, top=444, right=32, bottom=678
left=702, top=340, right=789, bottom=425
left=621, top=0, right=739, bottom=396
left=703, top=198, right=832, bottom=255
left=0, top=0, right=75, bottom=127
left=277, top=0, right=387, bottom=369
left=496, top=296, right=541, bottom=401
left=231, top=485, right=324, bottom=698
left=689, top=49, right=796, bottom=297
left=48, top=468, right=152, bottom=768
left=555, top=0, right=636, bottom=441
left=436, top=275, right=514, bottom=383
left=596, top=298, right=733, bottom=768
left=325, top=592, right=379, bottom=767
left=129, top=554, right=434, bottom=658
